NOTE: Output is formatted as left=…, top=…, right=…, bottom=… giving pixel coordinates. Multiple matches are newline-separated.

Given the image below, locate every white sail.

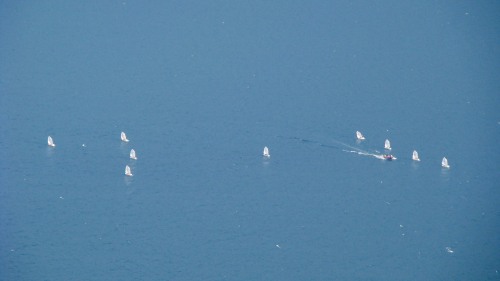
left=47, top=136, right=56, bottom=147
left=356, top=131, right=365, bottom=140
left=121, top=131, right=129, bottom=142
left=263, top=146, right=270, bottom=157
left=125, top=165, right=133, bottom=176
left=412, top=150, right=420, bottom=161
left=384, top=139, right=391, bottom=150
left=441, top=157, right=450, bottom=168
left=130, top=149, right=137, bottom=160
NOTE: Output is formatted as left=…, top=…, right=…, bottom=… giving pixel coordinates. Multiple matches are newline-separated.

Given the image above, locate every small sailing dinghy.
left=441, top=157, right=450, bottom=168
left=125, top=165, right=133, bottom=176
left=384, top=139, right=391, bottom=150
left=121, top=131, right=129, bottom=142
left=263, top=146, right=270, bottom=158
left=356, top=131, right=365, bottom=140
left=130, top=149, right=137, bottom=160
left=47, top=136, right=56, bottom=147
left=412, top=150, right=420, bottom=161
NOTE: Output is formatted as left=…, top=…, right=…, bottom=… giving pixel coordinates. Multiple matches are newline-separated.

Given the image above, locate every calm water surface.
left=1, top=1, right=499, bottom=280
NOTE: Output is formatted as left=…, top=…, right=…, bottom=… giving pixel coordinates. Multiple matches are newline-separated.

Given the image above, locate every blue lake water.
left=1, top=1, right=499, bottom=280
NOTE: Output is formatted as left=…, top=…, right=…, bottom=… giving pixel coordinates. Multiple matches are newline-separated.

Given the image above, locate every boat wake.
left=343, top=149, right=386, bottom=160
left=279, top=135, right=388, bottom=160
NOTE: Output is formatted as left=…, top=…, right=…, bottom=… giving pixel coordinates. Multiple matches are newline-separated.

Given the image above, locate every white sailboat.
left=130, top=149, right=137, bottom=160
left=125, top=165, right=133, bottom=176
left=384, top=139, right=391, bottom=150
left=263, top=146, right=270, bottom=158
left=121, top=131, right=129, bottom=142
left=412, top=150, right=420, bottom=161
left=47, top=136, right=56, bottom=147
left=356, top=131, right=365, bottom=140
left=441, top=157, right=450, bottom=168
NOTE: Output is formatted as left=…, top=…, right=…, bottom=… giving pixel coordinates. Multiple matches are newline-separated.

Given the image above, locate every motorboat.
left=383, top=154, right=396, bottom=160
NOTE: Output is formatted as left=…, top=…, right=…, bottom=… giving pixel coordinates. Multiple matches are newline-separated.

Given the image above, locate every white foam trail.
left=279, top=134, right=387, bottom=160
left=343, top=149, right=385, bottom=159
